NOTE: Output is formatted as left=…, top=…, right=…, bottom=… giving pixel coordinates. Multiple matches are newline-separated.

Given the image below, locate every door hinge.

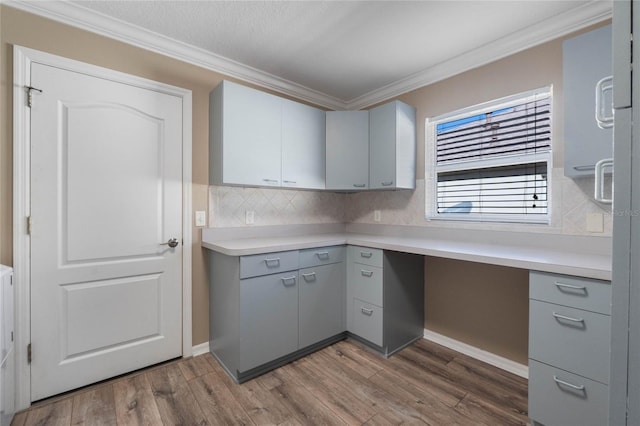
left=26, top=86, right=43, bottom=108
left=27, top=343, right=32, bottom=364
left=26, top=216, right=31, bottom=235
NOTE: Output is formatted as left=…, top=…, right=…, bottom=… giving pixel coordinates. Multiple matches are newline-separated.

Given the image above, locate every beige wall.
left=425, top=257, right=530, bottom=364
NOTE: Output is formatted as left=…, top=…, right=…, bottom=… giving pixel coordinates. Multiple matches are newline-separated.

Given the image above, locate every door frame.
left=12, top=45, right=193, bottom=410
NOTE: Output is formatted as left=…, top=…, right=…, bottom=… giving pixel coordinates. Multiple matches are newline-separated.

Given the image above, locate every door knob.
left=160, top=238, right=179, bottom=248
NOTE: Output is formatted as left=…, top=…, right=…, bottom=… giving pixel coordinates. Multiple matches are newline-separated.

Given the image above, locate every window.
left=426, top=87, right=552, bottom=223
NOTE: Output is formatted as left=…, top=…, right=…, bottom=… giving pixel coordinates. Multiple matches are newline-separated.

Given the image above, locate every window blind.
left=436, top=97, right=551, bottom=165
left=437, top=163, right=548, bottom=216
left=430, top=87, right=552, bottom=223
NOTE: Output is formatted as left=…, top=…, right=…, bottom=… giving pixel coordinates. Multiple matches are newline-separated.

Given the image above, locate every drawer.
left=529, top=300, right=610, bottom=384
left=351, top=263, right=383, bottom=307
left=299, top=246, right=345, bottom=268
left=348, top=245, right=383, bottom=267
left=529, top=360, right=608, bottom=426
left=240, top=250, right=299, bottom=279
left=352, top=298, right=383, bottom=346
left=530, top=271, right=611, bottom=314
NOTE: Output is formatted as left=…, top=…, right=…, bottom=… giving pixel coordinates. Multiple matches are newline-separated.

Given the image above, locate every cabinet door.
left=369, top=101, right=416, bottom=190
left=563, top=25, right=613, bottom=177
left=326, top=111, right=369, bottom=190
left=211, top=81, right=282, bottom=186
left=239, top=272, right=298, bottom=372
left=282, top=99, right=326, bottom=189
left=299, top=263, right=345, bottom=348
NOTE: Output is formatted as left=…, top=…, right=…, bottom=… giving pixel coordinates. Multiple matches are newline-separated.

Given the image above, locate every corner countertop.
left=201, top=224, right=612, bottom=281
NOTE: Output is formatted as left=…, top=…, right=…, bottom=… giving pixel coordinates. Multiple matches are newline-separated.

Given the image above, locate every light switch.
left=195, top=210, right=206, bottom=227
left=245, top=210, right=255, bottom=225
left=587, top=213, right=604, bottom=233
left=374, top=210, right=381, bottom=222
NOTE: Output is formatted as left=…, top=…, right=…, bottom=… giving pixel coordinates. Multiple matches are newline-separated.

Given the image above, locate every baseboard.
left=423, top=329, right=529, bottom=379
left=192, top=342, right=210, bottom=357
left=192, top=333, right=529, bottom=379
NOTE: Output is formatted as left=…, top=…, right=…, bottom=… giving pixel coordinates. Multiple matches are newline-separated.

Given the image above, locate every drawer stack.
left=528, top=271, right=611, bottom=426
left=349, top=246, right=384, bottom=346
left=346, top=246, right=424, bottom=356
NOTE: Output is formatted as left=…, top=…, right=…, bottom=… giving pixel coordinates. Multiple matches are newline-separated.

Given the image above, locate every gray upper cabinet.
left=563, top=24, right=612, bottom=178
left=326, top=111, right=370, bottom=190
left=369, top=101, right=416, bottom=190
left=211, top=80, right=416, bottom=192
left=210, top=80, right=282, bottom=187
left=281, top=99, right=326, bottom=190
left=210, top=80, right=326, bottom=190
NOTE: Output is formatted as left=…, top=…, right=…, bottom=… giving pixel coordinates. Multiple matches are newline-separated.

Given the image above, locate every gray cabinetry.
left=281, top=99, right=326, bottom=189
left=346, top=246, right=423, bottom=356
left=210, top=80, right=282, bottom=186
left=326, top=111, right=370, bottom=190
left=563, top=24, right=612, bottom=177
left=369, top=101, right=416, bottom=190
left=528, top=271, right=611, bottom=426
left=210, top=80, right=326, bottom=189
left=209, top=246, right=345, bottom=382
left=239, top=271, right=299, bottom=371
left=298, top=246, right=345, bottom=349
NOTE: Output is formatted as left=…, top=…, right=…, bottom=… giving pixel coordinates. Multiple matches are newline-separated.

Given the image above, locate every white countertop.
left=201, top=225, right=612, bottom=281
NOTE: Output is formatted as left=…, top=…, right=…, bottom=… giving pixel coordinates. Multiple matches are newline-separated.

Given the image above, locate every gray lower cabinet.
left=239, top=271, right=299, bottom=372
left=209, top=246, right=345, bottom=382
left=346, top=245, right=424, bottom=356
left=299, top=262, right=345, bottom=348
left=528, top=271, right=611, bottom=426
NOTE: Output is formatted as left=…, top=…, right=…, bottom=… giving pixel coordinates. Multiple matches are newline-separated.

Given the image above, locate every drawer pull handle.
left=360, top=251, right=373, bottom=258
left=263, top=178, right=279, bottom=183
left=361, top=307, right=374, bottom=316
left=315, top=251, right=330, bottom=260
left=361, top=270, right=374, bottom=277
left=381, top=181, right=393, bottom=186
left=264, top=258, right=281, bottom=267
left=301, top=272, right=316, bottom=282
left=552, top=312, right=585, bottom=323
left=281, top=276, right=297, bottom=286
left=553, top=375, right=585, bottom=391
left=555, top=281, right=587, bottom=292
left=353, top=183, right=366, bottom=188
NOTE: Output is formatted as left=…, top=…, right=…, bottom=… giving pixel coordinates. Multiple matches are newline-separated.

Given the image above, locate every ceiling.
left=7, top=1, right=612, bottom=109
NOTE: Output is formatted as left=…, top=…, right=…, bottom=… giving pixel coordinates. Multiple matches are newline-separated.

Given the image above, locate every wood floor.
left=12, top=338, right=529, bottom=425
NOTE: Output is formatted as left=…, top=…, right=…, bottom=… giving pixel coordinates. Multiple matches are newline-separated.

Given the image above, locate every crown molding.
left=2, top=0, right=347, bottom=110
left=3, top=0, right=611, bottom=111
left=345, top=0, right=612, bottom=110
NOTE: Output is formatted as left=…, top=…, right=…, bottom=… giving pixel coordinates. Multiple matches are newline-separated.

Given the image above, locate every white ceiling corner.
left=4, top=0, right=612, bottom=111
left=345, top=0, right=613, bottom=110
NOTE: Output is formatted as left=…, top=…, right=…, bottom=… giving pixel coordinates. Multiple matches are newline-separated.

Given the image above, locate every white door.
left=29, top=62, right=183, bottom=401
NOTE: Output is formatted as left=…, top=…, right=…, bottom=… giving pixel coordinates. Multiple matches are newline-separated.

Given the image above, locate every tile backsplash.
left=208, top=171, right=612, bottom=236
left=208, top=185, right=346, bottom=227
